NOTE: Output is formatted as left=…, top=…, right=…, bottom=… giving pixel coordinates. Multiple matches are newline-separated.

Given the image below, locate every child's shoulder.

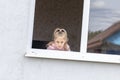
left=64, top=43, right=71, bottom=51
left=46, top=41, right=56, bottom=50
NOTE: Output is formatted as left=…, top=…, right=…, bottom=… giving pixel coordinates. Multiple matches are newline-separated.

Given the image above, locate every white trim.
left=26, top=0, right=36, bottom=51
left=25, top=49, right=120, bottom=64
left=80, top=0, right=90, bottom=53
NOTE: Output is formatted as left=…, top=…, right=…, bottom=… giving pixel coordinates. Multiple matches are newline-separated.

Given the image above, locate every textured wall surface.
left=1, top=0, right=120, bottom=80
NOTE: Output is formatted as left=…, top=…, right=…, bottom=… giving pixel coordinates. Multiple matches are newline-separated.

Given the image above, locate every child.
left=47, top=28, right=70, bottom=51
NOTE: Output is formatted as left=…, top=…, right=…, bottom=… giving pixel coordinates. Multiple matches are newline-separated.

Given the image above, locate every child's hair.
left=53, top=28, right=68, bottom=41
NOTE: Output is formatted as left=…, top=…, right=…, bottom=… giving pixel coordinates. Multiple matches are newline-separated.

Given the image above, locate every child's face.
left=54, top=37, right=66, bottom=49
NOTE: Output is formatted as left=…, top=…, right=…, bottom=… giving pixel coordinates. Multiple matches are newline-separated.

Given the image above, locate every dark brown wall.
left=33, top=0, right=83, bottom=52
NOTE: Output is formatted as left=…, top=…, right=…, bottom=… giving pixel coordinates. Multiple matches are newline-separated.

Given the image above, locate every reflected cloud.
left=89, top=8, right=120, bottom=31
left=91, top=0, right=105, bottom=9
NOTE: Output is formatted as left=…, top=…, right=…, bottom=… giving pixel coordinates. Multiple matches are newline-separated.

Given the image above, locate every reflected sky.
left=89, top=0, right=120, bottom=31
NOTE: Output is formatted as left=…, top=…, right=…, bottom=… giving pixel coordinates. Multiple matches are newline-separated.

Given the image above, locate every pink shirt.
left=47, top=43, right=70, bottom=51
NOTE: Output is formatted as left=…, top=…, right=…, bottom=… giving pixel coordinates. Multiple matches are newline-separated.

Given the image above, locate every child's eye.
left=57, top=41, right=59, bottom=43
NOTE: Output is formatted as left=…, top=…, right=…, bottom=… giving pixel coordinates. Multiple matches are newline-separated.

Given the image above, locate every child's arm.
left=47, top=45, right=55, bottom=50
left=46, top=41, right=55, bottom=50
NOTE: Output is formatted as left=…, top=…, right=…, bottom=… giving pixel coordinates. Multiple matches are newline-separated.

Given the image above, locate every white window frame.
left=25, top=0, right=120, bottom=64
